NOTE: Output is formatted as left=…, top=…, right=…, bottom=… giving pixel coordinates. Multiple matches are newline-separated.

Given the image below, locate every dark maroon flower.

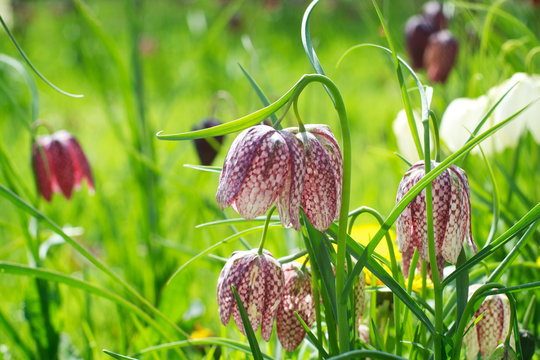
left=32, top=130, right=94, bottom=201
left=216, top=249, right=284, bottom=341
left=405, top=15, right=436, bottom=69
left=276, top=262, right=315, bottom=352
left=422, top=2, right=447, bottom=31
left=423, top=30, right=459, bottom=83
left=396, top=161, right=476, bottom=279
left=192, top=118, right=225, bottom=166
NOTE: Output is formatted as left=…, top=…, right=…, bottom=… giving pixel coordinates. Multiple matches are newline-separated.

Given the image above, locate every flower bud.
left=423, top=30, right=458, bottom=83
left=396, top=161, right=476, bottom=279
left=519, top=330, right=535, bottom=360
left=216, top=249, right=284, bottom=341
left=32, top=130, right=94, bottom=201
left=276, top=262, right=315, bottom=352
left=192, top=118, right=225, bottom=166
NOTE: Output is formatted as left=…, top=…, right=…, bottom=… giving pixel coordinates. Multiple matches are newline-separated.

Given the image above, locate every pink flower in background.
left=216, top=249, right=284, bottom=341
left=395, top=161, right=476, bottom=279
left=216, top=124, right=342, bottom=232
left=276, top=262, right=315, bottom=352
left=32, top=130, right=94, bottom=202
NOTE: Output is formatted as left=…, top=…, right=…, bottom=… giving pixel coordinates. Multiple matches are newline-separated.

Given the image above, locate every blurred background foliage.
left=0, top=0, right=538, bottom=359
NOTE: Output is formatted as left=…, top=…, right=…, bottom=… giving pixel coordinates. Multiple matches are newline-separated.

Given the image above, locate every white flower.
left=440, top=73, right=540, bottom=155
left=0, top=0, right=13, bottom=28
left=392, top=109, right=427, bottom=163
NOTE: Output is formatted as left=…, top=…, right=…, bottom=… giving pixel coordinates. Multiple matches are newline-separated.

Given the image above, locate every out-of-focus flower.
left=32, top=130, right=94, bottom=202
left=405, top=15, right=436, bottom=69
left=216, top=249, right=283, bottom=341
left=518, top=330, right=535, bottom=360
left=391, top=109, right=432, bottom=163
left=464, top=285, right=512, bottom=359
left=189, top=323, right=213, bottom=340
left=357, top=324, right=370, bottom=344
left=441, top=73, right=540, bottom=155
left=423, top=30, right=458, bottom=83
left=422, top=2, right=447, bottom=31
left=395, top=161, right=477, bottom=280
left=192, top=118, right=225, bottom=166
left=217, top=124, right=342, bottom=232
left=276, top=262, right=315, bottom=352
left=0, top=0, right=14, bottom=28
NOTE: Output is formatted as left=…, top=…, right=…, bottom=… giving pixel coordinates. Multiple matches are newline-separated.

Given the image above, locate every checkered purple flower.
left=464, top=285, right=512, bottom=359
left=396, top=161, right=477, bottom=279
left=217, top=124, right=342, bottom=232
left=32, top=130, right=94, bottom=202
left=216, top=249, right=284, bottom=341
left=276, top=262, right=315, bottom=352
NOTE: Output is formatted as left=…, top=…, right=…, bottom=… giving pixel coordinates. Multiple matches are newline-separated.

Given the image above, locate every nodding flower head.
left=32, top=130, right=94, bottom=202
left=276, top=262, right=315, bottom=352
left=216, top=249, right=284, bottom=341
left=423, top=30, right=458, bottom=83
left=396, top=161, right=476, bottom=279
left=464, top=285, right=512, bottom=359
left=192, top=118, right=225, bottom=166
left=216, top=124, right=342, bottom=233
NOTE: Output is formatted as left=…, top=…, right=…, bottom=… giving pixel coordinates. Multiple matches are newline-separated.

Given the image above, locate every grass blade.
left=231, top=285, right=263, bottom=360
left=238, top=64, right=279, bottom=126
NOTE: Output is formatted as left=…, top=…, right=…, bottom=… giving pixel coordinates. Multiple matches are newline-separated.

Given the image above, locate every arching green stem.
left=257, top=206, right=276, bottom=255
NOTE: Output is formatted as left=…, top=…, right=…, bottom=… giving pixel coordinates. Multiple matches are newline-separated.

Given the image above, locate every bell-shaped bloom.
left=284, top=124, right=342, bottom=232
left=216, top=125, right=290, bottom=220
left=217, top=124, right=342, bottom=233
left=464, top=285, right=512, bottom=359
left=422, top=2, right=447, bottom=31
left=405, top=15, right=436, bottom=69
left=354, top=269, right=366, bottom=329
left=423, top=30, right=458, bottom=83
left=32, top=130, right=94, bottom=202
left=396, top=161, right=477, bottom=279
left=441, top=73, right=540, bottom=156
left=192, top=118, right=225, bottom=166
left=276, top=262, right=315, bottom=352
left=216, top=249, right=284, bottom=341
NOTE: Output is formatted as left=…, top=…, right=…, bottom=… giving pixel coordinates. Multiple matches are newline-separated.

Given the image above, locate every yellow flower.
left=189, top=323, right=213, bottom=340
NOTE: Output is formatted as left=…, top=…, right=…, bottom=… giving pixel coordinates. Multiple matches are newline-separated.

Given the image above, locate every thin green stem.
left=423, top=120, right=443, bottom=360
left=257, top=206, right=275, bottom=255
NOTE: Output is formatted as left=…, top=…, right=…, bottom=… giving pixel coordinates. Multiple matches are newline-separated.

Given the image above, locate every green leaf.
left=103, top=350, right=140, bottom=360
left=231, top=285, right=263, bottom=360
left=301, top=0, right=325, bottom=76
left=0, top=15, right=83, bottom=98
left=294, top=311, right=329, bottom=358
left=183, top=164, right=222, bottom=174
left=131, top=338, right=273, bottom=359
left=238, top=64, right=279, bottom=127
left=327, top=350, right=408, bottom=359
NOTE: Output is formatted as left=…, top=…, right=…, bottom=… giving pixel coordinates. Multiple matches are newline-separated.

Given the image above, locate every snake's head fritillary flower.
left=519, top=330, right=535, bottom=360
left=276, top=262, right=315, bottom=352
left=354, top=269, right=366, bottom=329
left=423, top=30, right=458, bottom=83
left=396, top=161, right=477, bottom=280
left=405, top=15, right=436, bottom=69
left=464, top=285, right=513, bottom=359
left=32, top=130, right=94, bottom=202
left=192, top=118, right=225, bottom=166
left=216, top=249, right=284, bottom=341
left=422, top=2, right=447, bottom=31
left=286, top=124, right=342, bottom=232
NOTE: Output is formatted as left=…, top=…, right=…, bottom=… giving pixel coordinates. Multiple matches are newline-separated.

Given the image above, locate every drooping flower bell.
left=192, top=118, right=225, bottom=166
left=32, top=130, right=94, bottom=202
left=395, top=161, right=477, bottom=279
left=464, top=285, right=513, bottom=359
left=276, top=262, right=315, bottom=352
left=216, top=124, right=342, bottom=233
left=423, top=30, right=458, bottom=83
left=216, top=249, right=284, bottom=341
